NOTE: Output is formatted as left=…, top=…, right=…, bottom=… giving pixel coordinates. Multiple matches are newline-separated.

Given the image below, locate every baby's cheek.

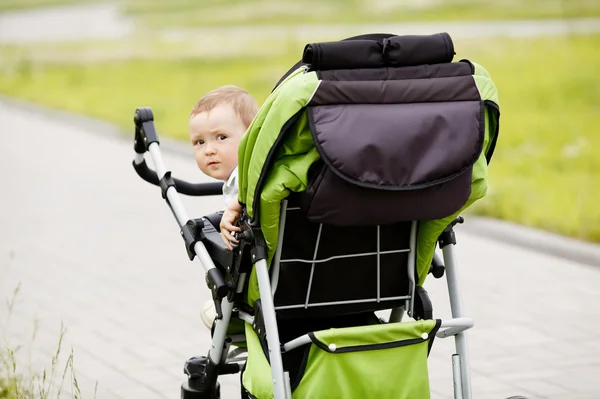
left=194, top=153, right=203, bottom=167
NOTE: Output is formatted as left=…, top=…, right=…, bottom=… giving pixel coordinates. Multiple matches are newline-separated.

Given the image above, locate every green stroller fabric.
left=237, top=62, right=499, bottom=306
left=242, top=319, right=442, bottom=399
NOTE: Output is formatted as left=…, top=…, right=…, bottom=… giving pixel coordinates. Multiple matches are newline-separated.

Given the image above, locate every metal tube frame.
left=134, top=145, right=236, bottom=390
left=442, top=243, right=473, bottom=399
left=406, top=220, right=418, bottom=317
left=255, top=259, right=289, bottom=399
left=270, top=200, right=288, bottom=295
left=138, top=144, right=220, bottom=277
left=281, top=317, right=473, bottom=353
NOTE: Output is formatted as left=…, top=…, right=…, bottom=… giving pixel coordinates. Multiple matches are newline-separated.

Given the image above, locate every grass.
left=468, top=34, right=600, bottom=241
left=2, top=0, right=599, bottom=24
left=0, top=42, right=291, bottom=138
left=0, top=0, right=95, bottom=12
left=123, top=0, right=600, bottom=28
left=1, top=283, right=96, bottom=399
left=0, top=31, right=599, bottom=241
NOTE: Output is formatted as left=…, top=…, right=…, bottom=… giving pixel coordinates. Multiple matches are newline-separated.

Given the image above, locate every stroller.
left=132, top=32, right=500, bottom=399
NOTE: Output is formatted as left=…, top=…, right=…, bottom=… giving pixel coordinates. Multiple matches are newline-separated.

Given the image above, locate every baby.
left=189, top=85, right=259, bottom=328
left=189, top=84, right=259, bottom=249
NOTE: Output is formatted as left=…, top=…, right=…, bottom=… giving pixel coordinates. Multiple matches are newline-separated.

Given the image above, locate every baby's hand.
left=220, top=200, right=243, bottom=250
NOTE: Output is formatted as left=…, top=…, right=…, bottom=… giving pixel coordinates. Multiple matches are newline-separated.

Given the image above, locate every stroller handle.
left=132, top=157, right=223, bottom=196
left=132, top=107, right=223, bottom=196
left=131, top=107, right=229, bottom=309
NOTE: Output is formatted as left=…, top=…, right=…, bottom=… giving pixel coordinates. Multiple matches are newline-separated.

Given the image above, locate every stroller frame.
left=132, top=107, right=475, bottom=399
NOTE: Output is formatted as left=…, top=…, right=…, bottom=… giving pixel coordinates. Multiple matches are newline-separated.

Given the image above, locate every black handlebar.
left=132, top=158, right=223, bottom=196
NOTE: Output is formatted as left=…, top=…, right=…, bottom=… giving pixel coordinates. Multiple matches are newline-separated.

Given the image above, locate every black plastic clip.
left=252, top=300, right=269, bottom=361
left=250, top=246, right=267, bottom=264
left=206, top=268, right=229, bottom=319
left=181, top=218, right=205, bottom=260
left=438, top=216, right=464, bottom=249
left=250, top=228, right=268, bottom=264
left=159, top=171, right=176, bottom=200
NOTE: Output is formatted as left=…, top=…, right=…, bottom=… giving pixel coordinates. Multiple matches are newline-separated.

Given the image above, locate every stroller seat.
left=131, top=31, right=500, bottom=399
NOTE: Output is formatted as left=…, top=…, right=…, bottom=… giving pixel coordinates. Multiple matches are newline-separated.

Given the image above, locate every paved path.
left=1, top=100, right=600, bottom=399
left=0, top=3, right=134, bottom=44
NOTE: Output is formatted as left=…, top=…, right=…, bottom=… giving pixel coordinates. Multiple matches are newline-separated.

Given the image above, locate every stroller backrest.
left=271, top=194, right=415, bottom=320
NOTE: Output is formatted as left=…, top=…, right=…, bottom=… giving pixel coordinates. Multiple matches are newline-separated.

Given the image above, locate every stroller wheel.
left=181, top=381, right=220, bottom=399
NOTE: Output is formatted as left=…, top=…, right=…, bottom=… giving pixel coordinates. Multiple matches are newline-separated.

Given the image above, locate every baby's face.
left=189, top=104, right=246, bottom=181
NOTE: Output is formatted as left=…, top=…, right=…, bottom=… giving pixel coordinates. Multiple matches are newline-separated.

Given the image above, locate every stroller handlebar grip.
left=132, top=159, right=223, bottom=196
left=133, top=107, right=158, bottom=154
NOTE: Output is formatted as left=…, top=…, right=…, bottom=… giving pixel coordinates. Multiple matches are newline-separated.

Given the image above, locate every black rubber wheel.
left=180, top=381, right=220, bottom=399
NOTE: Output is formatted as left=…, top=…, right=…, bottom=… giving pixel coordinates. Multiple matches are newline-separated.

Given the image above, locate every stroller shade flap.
left=318, top=60, right=473, bottom=82
left=303, top=32, right=454, bottom=71
left=310, top=75, right=480, bottom=105
left=300, top=77, right=485, bottom=224
left=307, top=101, right=484, bottom=189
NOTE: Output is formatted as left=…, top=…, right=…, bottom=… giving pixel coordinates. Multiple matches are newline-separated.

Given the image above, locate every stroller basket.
left=243, top=319, right=442, bottom=399
left=131, top=31, right=500, bottom=399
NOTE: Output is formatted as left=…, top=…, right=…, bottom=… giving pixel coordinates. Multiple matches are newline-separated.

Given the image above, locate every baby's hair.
left=190, top=85, right=258, bottom=128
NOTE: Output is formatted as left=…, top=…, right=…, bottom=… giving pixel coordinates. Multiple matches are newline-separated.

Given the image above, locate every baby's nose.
left=204, top=144, right=216, bottom=154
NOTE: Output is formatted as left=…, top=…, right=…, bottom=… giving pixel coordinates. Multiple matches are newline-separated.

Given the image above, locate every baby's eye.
left=194, top=140, right=204, bottom=146
left=217, top=134, right=227, bottom=141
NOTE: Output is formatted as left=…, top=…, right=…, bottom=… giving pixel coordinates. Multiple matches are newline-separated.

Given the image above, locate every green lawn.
left=466, top=34, right=600, bottom=241
left=0, top=0, right=94, bottom=12
left=0, top=33, right=599, bottom=242
left=124, top=0, right=600, bottom=28
left=2, top=0, right=599, bottom=23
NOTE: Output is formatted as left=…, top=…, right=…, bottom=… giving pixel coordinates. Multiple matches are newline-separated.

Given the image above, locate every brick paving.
left=1, top=100, right=600, bottom=399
